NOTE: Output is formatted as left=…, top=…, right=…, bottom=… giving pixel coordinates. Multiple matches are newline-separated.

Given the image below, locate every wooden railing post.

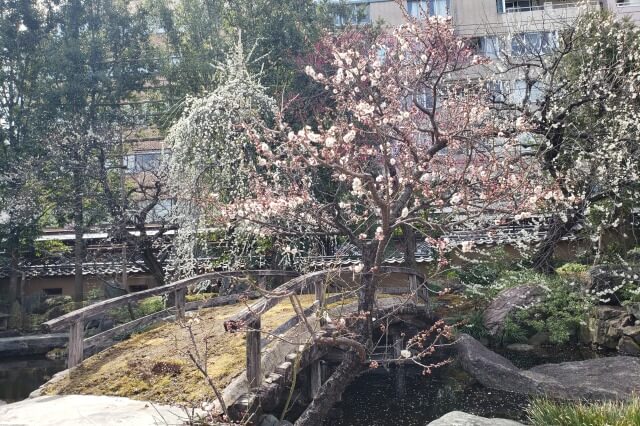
left=315, top=280, right=325, bottom=308
left=68, top=319, right=84, bottom=368
left=409, top=273, right=418, bottom=304
left=175, top=288, right=186, bottom=320
left=257, top=275, right=267, bottom=290
left=246, top=317, right=261, bottom=390
left=315, top=280, right=326, bottom=325
left=310, top=360, right=322, bottom=398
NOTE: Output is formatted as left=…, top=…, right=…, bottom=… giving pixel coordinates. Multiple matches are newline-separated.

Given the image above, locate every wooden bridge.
left=42, top=266, right=429, bottom=420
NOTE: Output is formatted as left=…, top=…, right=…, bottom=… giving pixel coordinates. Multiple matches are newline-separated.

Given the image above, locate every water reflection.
left=326, top=363, right=529, bottom=426
left=326, top=345, right=604, bottom=426
left=0, top=357, right=65, bottom=403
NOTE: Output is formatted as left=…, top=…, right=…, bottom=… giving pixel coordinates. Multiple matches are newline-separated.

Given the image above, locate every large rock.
left=622, top=325, right=640, bottom=343
left=427, top=411, right=525, bottom=426
left=455, top=333, right=640, bottom=400
left=627, top=303, right=640, bottom=321
left=483, top=285, right=545, bottom=336
left=586, top=306, right=631, bottom=349
left=618, top=336, right=640, bottom=356
left=0, top=395, right=187, bottom=426
left=0, top=334, right=68, bottom=357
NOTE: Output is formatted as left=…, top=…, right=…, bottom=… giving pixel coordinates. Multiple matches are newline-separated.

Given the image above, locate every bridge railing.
left=223, top=266, right=427, bottom=390
left=41, top=270, right=298, bottom=368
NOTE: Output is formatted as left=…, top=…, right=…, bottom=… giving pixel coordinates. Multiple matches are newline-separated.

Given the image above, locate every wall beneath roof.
left=0, top=274, right=155, bottom=299
left=370, top=0, right=405, bottom=25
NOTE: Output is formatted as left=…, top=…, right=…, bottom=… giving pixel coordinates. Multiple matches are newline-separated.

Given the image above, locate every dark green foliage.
left=509, top=280, right=590, bottom=345
left=459, top=310, right=489, bottom=340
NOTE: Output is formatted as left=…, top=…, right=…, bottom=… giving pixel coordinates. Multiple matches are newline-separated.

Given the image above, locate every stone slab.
left=427, top=411, right=525, bottom=426
left=0, top=395, right=187, bottom=426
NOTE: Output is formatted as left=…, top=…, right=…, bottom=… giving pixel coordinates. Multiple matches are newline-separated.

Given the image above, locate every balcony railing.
left=505, top=1, right=598, bottom=13
left=617, top=0, right=640, bottom=7
left=505, top=5, right=544, bottom=13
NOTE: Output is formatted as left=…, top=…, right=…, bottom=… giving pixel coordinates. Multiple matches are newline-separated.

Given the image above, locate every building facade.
left=337, top=1, right=605, bottom=35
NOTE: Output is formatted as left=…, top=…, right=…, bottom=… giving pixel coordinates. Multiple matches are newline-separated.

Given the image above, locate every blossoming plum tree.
left=213, top=15, right=543, bottom=316
left=169, top=9, right=547, bottom=425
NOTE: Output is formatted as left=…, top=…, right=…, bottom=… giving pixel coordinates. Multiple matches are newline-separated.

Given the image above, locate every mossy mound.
left=43, top=295, right=320, bottom=406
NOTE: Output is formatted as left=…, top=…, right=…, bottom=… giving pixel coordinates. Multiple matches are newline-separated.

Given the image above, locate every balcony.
left=456, top=0, right=598, bottom=37
left=502, top=0, right=598, bottom=13
left=612, top=0, right=640, bottom=22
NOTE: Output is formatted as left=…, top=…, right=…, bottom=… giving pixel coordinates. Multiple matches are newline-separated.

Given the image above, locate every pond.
left=325, top=345, right=606, bottom=426
left=0, top=357, right=65, bottom=403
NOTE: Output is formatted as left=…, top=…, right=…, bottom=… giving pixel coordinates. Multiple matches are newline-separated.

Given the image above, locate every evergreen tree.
left=0, top=0, right=57, bottom=303
left=45, top=0, right=155, bottom=302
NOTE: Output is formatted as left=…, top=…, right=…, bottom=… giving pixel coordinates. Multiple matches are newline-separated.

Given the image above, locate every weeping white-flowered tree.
left=166, top=40, right=278, bottom=276
left=487, top=11, right=640, bottom=273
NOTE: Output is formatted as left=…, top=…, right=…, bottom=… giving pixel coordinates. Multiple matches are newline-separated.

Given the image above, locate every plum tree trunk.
left=401, top=224, right=417, bottom=269
left=294, top=352, right=363, bottom=426
left=532, top=206, right=585, bottom=274
left=357, top=242, right=378, bottom=314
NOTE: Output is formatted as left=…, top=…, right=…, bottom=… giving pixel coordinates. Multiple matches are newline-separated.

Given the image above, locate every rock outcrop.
left=455, top=333, right=640, bottom=400
left=584, top=306, right=631, bottom=349
left=582, top=305, right=640, bottom=352
left=483, top=285, right=545, bottom=336
left=427, top=411, right=525, bottom=426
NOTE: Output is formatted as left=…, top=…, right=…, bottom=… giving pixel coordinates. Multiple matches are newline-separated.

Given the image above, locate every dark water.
left=0, top=357, right=65, bottom=403
left=325, top=346, right=603, bottom=426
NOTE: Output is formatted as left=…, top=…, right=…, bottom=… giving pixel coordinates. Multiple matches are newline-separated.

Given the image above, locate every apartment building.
left=337, top=1, right=601, bottom=41
left=334, top=0, right=607, bottom=109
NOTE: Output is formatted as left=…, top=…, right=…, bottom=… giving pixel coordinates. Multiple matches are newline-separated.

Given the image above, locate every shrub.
left=501, top=316, right=528, bottom=344
left=510, top=280, right=591, bottom=345
left=459, top=310, right=489, bottom=340
left=464, top=268, right=554, bottom=304
left=556, top=262, right=589, bottom=274
left=138, top=297, right=165, bottom=316
left=185, top=292, right=218, bottom=302
left=627, top=246, right=640, bottom=259
left=528, top=397, right=640, bottom=426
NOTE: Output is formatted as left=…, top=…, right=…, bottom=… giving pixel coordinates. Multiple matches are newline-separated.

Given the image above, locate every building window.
left=471, top=36, right=501, bottom=59
left=411, top=87, right=435, bottom=111
left=499, top=0, right=543, bottom=13
left=408, top=0, right=449, bottom=18
left=43, top=288, right=63, bottom=296
left=333, top=3, right=370, bottom=26
left=145, top=198, right=174, bottom=222
left=125, top=151, right=164, bottom=173
left=511, top=32, right=555, bottom=56
left=487, top=80, right=507, bottom=103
